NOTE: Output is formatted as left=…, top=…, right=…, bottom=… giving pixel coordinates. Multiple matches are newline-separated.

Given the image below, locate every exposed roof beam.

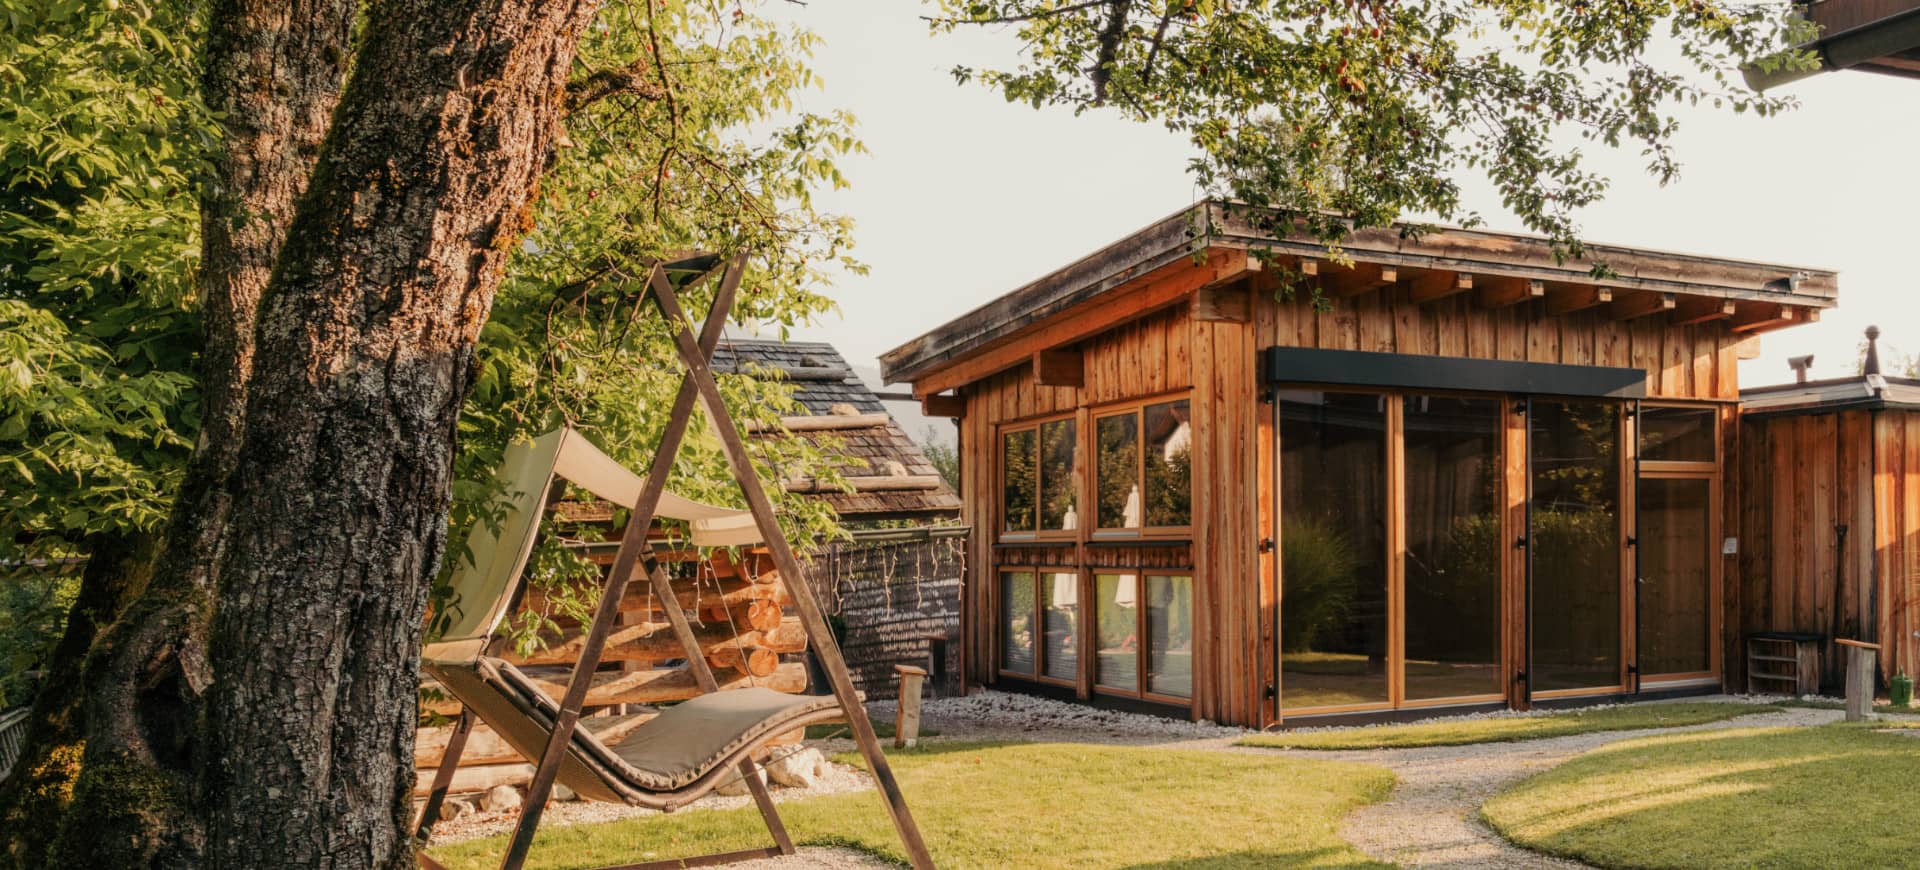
left=1408, top=270, right=1472, bottom=303
left=1321, top=263, right=1397, bottom=297
left=1473, top=276, right=1543, bottom=308
left=748, top=413, right=890, bottom=433
left=1729, top=303, right=1801, bottom=334
left=1610, top=291, right=1676, bottom=321
left=1670, top=296, right=1737, bottom=326
left=1545, top=285, right=1613, bottom=316
left=1033, top=348, right=1085, bottom=387
left=921, top=393, right=965, bottom=418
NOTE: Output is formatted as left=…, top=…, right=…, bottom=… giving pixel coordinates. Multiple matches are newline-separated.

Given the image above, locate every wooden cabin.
left=1747, top=0, right=1920, bottom=89
left=879, top=201, right=1837, bottom=727
left=1737, top=344, right=1920, bottom=690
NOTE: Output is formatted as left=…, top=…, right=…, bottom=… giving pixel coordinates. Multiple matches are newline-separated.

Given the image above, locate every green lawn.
left=428, top=742, right=1396, bottom=869
left=1484, top=723, right=1920, bottom=869
left=1240, top=703, right=1781, bottom=750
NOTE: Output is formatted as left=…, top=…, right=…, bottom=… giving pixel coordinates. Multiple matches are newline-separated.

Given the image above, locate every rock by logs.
left=506, top=615, right=808, bottom=666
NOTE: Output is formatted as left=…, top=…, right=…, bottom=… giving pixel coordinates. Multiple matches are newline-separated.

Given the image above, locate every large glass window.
left=1529, top=400, right=1623, bottom=693
left=1039, top=420, right=1079, bottom=531
left=1095, top=415, right=1139, bottom=529
left=1041, top=571, right=1080, bottom=681
left=1095, top=398, right=1192, bottom=532
left=999, top=570, right=1036, bottom=675
left=1640, top=406, right=1715, bottom=463
left=1639, top=478, right=1713, bottom=676
left=1000, top=416, right=1077, bottom=535
left=1280, top=390, right=1390, bottom=710
left=1144, top=400, right=1193, bottom=527
left=1403, top=395, right=1504, bottom=701
left=1146, top=574, right=1194, bottom=698
left=1094, top=573, right=1138, bottom=691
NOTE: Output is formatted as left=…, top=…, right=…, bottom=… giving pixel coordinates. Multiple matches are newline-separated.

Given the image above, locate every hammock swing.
left=413, top=254, right=934, bottom=870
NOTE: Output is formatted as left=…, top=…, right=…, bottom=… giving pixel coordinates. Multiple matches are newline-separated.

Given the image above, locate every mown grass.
left=1239, top=703, right=1781, bottom=751
left=1483, top=723, right=1920, bottom=868
left=428, top=741, right=1395, bottom=869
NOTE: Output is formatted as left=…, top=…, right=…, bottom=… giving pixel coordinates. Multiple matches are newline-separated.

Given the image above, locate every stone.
left=715, top=764, right=767, bottom=796
left=482, top=784, right=524, bottom=813
left=766, top=748, right=826, bottom=789
left=439, top=797, right=474, bottom=822
left=551, top=782, right=578, bottom=802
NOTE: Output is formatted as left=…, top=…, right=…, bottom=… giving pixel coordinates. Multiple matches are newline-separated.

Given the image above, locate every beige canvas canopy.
left=426, top=427, right=761, bottom=663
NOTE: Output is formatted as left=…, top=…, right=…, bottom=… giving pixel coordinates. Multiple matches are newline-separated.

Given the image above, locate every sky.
left=764, top=6, right=1920, bottom=417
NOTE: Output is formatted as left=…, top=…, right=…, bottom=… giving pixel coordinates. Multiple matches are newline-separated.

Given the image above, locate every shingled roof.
left=715, top=338, right=960, bottom=524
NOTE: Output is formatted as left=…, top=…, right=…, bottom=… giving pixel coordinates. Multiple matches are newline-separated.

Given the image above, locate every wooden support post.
left=1474, top=276, right=1543, bottom=308
left=1729, top=303, right=1799, bottom=334
left=1409, top=269, right=1471, bottom=303
left=413, top=707, right=474, bottom=843
left=1840, top=638, right=1880, bottom=722
left=894, top=665, right=927, bottom=748
left=1032, top=348, right=1085, bottom=386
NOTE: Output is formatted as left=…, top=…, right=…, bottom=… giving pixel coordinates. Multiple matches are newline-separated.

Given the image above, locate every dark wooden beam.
left=1670, top=296, right=1737, bottom=326
left=921, top=393, right=965, bottom=418
left=1473, top=276, right=1543, bottom=308
left=1610, top=290, right=1676, bottom=321
left=1032, top=348, right=1085, bottom=387
left=1408, top=270, right=1472, bottom=303
left=1545, top=285, right=1613, bottom=315
left=1191, top=282, right=1252, bottom=323
left=1729, top=303, right=1800, bottom=334
left=1322, top=263, right=1397, bottom=297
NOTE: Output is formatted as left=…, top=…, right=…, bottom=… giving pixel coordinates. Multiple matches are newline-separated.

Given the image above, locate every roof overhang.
left=881, top=201, right=1838, bottom=397
left=1740, top=375, right=1920, bottom=417
left=1745, top=0, right=1920, bottom=90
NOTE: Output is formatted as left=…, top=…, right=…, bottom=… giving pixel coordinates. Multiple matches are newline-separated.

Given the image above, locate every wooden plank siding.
left=1736, top=409, right=1920, bottom=689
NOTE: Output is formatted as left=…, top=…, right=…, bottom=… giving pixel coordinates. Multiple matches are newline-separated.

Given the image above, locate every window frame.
left=1089, top=391, right=1195, bottom=540
left=1090, top=567, right=1197, bottom=706
left=994, top=564, right=1083, bottom=689
left=1635, top=400, right=1723, bottom=686
left=995, top=411, right=1080, bottom=542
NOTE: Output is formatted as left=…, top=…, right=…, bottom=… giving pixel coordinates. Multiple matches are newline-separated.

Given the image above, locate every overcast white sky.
left=770, top=6, right=1920, bottom=393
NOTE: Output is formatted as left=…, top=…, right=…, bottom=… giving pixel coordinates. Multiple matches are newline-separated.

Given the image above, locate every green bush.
left=1281, top=516, right=1357, bottom=652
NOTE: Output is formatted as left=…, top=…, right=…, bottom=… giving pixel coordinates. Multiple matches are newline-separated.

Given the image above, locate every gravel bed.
left=861, top=689, right=1243, bottom=746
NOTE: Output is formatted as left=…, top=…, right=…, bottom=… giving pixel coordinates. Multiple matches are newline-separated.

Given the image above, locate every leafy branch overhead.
left=932, top=0, right=1817, bottom=255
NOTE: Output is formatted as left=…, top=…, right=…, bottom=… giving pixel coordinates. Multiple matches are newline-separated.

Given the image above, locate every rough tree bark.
left=198, top=0, right=598, bottom=865
left=0, top=533, right=155, bottom=869
left=51, top=3, right=361, bottom=866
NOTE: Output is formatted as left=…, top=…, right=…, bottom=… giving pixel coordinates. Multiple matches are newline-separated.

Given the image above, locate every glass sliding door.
left=1402, top=395, right=1504, bottom=702
left=1279, top=390, right=1390, bottom=710
left=1528, top=400, right=1625, bottom=694
left=1639, top=477, right=1713, bottom=677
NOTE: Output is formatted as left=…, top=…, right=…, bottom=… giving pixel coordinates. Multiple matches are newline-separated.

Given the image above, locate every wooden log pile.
left=415, top=545, right=814, bottom=797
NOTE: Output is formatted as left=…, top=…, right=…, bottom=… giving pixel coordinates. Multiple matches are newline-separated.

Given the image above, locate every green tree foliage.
left=932, top=0, right=1815, bottom=253
left=1279, top=515, right=1357, bottom=652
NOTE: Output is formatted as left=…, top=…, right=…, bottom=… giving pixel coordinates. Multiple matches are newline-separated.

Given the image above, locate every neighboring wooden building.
left=1738, top=348, right=1920, bottom=689
left=880, top=201, right=1836, bottom=727
left=1747, top=0, right=1920, bottom=88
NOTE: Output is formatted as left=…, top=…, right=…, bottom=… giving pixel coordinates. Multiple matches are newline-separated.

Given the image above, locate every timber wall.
left=1738, top=409, right=1920, bottom=686
left=957, top=272, right=1745, bottom=727
left=807, top=529, right=967, bottom=700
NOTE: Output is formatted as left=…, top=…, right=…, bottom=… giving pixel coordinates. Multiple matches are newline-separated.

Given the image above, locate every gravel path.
left=1258, top=703, right=1842, bottom=868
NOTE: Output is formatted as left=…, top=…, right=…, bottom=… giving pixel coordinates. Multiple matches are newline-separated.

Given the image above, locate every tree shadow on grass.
left=1124, top=846, right=1390, bottom=869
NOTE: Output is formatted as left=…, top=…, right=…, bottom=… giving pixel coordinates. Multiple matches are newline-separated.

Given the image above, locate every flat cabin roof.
left=881, top=201, right=1838, bottom=395
left=1746, top=0, right=1920, bottom=89
left=1741, top=374, right=1920, bottom=417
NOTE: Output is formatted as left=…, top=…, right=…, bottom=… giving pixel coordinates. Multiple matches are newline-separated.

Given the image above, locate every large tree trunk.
left=199, top=1, right=596, bottom=865
left=55, top=3, right=361, bottom=865
left=0, top=532, right=155, bottom=869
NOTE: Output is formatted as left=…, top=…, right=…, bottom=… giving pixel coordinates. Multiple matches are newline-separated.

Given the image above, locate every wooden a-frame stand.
left=418, top=254, right=934, bottom=870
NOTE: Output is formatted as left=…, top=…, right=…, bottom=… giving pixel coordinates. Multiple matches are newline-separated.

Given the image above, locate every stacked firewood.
left=414, top=543, right=813, bottom=800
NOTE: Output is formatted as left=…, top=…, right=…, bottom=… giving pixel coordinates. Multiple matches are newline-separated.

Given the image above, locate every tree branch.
left=566, top=59, right=668, bottom=111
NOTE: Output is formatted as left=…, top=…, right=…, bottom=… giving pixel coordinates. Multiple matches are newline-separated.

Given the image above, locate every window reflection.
left=1639, top=406, right=1715, bottom=463
left=1002, top=430, right=1037, bottom=532
left=1094, top=573, right=1139, bottom=691
left=1639, top=478, right=1712, bottom=675
left=1529, top=400, right=1622, bottom=692
left=1280, top=390, right=1390, bottom=710
left=1096, top=415, right=1140, bottom=529
left=1403, top=395, right=1503, bottom=701
left=1147, top=575, right=1194, bottom=698
left=1144, top=401, right=1192, bottom=527
left=1039, top=419, right=1079, bottom=531
left=1042, top=571, right=1080, bottom=681
left=1000, top=570, right=1035, bottom=675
